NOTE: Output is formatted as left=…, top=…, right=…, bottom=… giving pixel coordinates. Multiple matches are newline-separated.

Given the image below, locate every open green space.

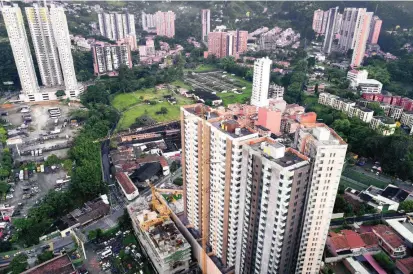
left=112, top=84, right=195, bottom=130
left=216, top=75, right=252, bottom=105
left=190, top=64, right=219, bottom=73
left=339, top=178, right=367, bottom=191
left=342, top=168, right=388, bottom=189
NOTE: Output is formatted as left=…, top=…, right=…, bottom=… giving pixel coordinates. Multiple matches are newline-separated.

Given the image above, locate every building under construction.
left=127, top=195, right=192, bottom=274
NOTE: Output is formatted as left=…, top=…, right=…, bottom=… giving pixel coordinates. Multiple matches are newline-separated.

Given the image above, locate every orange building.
left=256, top=106, right=282, bottom=135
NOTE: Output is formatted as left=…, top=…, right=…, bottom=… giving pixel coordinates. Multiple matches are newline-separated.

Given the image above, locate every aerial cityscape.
left=0, top=1, right=413, bottom=274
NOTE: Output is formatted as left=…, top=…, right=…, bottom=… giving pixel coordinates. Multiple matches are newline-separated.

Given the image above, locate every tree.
left=44, top=154, right=61, bottom=167
left=170, top=161, right=179, bottom=173
left=159, top=107, right=168, bottom=115
left=367, top=102, right=385, bottom=116
left=118, top=209, right=132, bottom=231
left=399, top=200, right=413, bottom=212
left=55, top=90, right=65, bottom=98
left=37, top=251, right=54, bottom=264
left=307, top=57, right=316, bottom=68
left=8, top=253, right=28, bottom=274
left=365, top=65, right=391, bottom=85
left=373, top=252, right=395, bottom=273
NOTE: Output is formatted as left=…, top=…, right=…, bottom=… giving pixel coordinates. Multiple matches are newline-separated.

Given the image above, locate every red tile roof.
left=22, top=254, right=75, bottom=274
left=373, top=225, right=405, bottom=249
left=360, top=232, right=378, bottom=247
left=136, top=155, right=169, bottom=168
left=342, top=230, right=365, bottom=249
left=397, top=257, right=413, bottom=273
left=330, top=235, right=349, bottom=251
left=115, top=172, right=138, bottom=194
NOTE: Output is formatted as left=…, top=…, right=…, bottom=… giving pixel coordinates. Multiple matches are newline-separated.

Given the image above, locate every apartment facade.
left=207, top=30, right=248, bottom=59
left=49, top=4, right=80, bottom=96
left=155, top=11, right=175, bottom=38
left=348, top=106, right=374, bottom=123
left=2, top=4, right=40, bottom=96
left=98, top=12, right=136, bottom=41
left=322, top=7, right=339, bottom=54
left=370, top=116, right=397, bottom=136
left=25, top=4, right=63, bottom=87
left=339, top=8, right=367, bottom=52
left=251, top=57, right=272, bottom=107
left=201, top=9, right=211, bottom=43
left=294, top=125, right=347, bottom=274
left=181, top=105, right=260, bottom=267
left=351, top=11, right=372, bottom=67
left=369, top=16, right=382, bottom=44
left=235, top=139, right=311, bottom=274
left=92, top=42, right=132, bottom=75
left=312, top=9, right=325, bottom=34
left=142, top=11, right=156, bottom=32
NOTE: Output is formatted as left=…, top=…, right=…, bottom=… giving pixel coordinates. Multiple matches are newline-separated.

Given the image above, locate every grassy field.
left=217, top=74, right=252, bottom=105
left=342, top=168, right=388, bottom=189
left=113, top=84, right=194, bottom=130
left=189, top=64, right=219, bottom=73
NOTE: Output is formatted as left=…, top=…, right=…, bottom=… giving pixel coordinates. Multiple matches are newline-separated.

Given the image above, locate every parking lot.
left=84, top=229, right=154, bottom=274
left=4, top=102, right=81, bottom=161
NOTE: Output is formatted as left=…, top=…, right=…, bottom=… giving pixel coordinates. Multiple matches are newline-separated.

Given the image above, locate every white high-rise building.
left=98, top=12, right=136, bottom=41
left=49, top=4, right=80, bottom=97
left=294, top=125, right=347, bottom=274
left=181, top=105, right=260, bottom=267
left=251, top=57, right=272, bottom=107
left=25, top=4, right=63, bottom=87
left=235, top=139, right=311, bottom=274
left=201, top=9, right=211, bottom=43
left=338, top=8, right=368, bottom=52
left=322, top=7, right=339, bottom=54
left=1, top=4, right=40, bottom=96
left=142, top=11, right=156, bottom=32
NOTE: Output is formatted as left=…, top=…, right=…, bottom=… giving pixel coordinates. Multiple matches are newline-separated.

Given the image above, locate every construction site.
left=127, top=185, right=192, bottom=274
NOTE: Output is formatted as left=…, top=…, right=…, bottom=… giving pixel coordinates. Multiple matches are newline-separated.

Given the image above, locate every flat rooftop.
left=354, top=105, right=373, bottom=112
left=22, top=254, right=74, bottom=274
left=249, top=138, right=309, bottom=168
left=300, top=124, right=346, bottom=146
left=373, top=116, right=396, bottom=124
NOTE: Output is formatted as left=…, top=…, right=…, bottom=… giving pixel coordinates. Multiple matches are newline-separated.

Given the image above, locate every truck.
left=19, top=170, right=24, bottom=181
left=40, top=165, right=44, bottom=173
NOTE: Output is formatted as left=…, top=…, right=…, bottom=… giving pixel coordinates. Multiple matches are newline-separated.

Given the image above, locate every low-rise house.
left=386, top=217, right=413, bottom=249
left=348, top=106, right=374, bottom=123
left=370, top=116, right=397, bottom=135
left=22, top=254, right=75, bottom=274
left=372, top=225, right=407, bottom=259
left=115, top=172, right=140, bottom=201
left=397, top=257, right=413, bottom=274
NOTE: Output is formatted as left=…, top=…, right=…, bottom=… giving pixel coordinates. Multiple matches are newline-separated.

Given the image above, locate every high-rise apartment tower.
left=251, top=57, right=272, bottom=107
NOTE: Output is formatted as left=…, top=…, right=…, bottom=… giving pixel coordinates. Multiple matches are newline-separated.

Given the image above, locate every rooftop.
left=115, top=172, right=138, bottom=194
left=381, top=185, right=410, bottom=202
left=373, top=116, right=396, bottom=124
left=300, top=124, right=346, bottom=145
left=372, top=225, right=405, bottom=249
left=359, top=79, right=382, bottom=85
left=386, top=218, right=413, bottom=244
left=66, top=196, right=110, bottom=226
left=397, top=257, right=413, bottom=272
left=22, top=254, right=74, bottom=274
left=248, top=137, right=309, bottom=168
left=353, top=105, right=374, bottom=112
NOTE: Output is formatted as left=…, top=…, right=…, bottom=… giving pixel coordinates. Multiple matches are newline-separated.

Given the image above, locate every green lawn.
left=342, top=168, right=388, bottom=189
left=191, top=64, right=219, bottom=73
left=217, top=74, right=252, bottom=105
left=111, top=88, right=173, bottom=111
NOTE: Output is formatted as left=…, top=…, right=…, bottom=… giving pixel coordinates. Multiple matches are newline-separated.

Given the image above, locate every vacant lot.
left=113, top=82, right=194, bottom=130
left=184, top=71, right=252, bottom=106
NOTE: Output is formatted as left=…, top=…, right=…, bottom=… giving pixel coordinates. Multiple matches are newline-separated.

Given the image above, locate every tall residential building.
left=338, top=8, right=368, bottom=52
left=207, top=29, right=248, bottom=59
left=201, top=9, right=211, bottom=43
left=1, top=4, right=40, bottom=96
left=312, top=9, right=325, bottom=34
left=92, top=42, right=132, bottom=76
left=369, top=16, right=382, bottom=44
left=181, top=105, right=260, bottom=267
left=235, top=138, right=311, bottom=274
left=351, top=12, right=372, bottom=67
left=321, top=10, right=329, bottom=34
left=334, top=13, right=343, bottom=34
left=294, top=124, right=347, bottom=274
left=98, top=12, right=136, bottom=41
left=141, top=11, right=156, bottom=32
left=25, top=4, right=63, bottom=87
left=322, top=7, right=339, bottom=54
left=155, top=11, right=175, bottom=38
left=49, top=4, right=79, bottom=95
left=251, top=57, right=272, bottom=107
